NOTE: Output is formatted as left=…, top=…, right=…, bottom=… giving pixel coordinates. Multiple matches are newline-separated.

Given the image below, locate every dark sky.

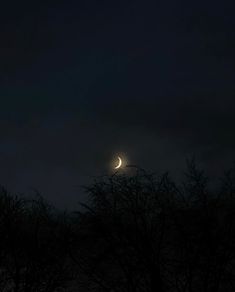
left=0, top=0, right=234, bottom=208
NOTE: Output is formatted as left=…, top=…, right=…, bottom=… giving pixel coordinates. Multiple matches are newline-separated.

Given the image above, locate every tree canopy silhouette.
left=0, top=161, right=235, bottom=291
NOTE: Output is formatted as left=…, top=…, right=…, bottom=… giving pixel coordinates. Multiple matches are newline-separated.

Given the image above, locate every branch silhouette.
left=0, top=161, right=235, bottom=291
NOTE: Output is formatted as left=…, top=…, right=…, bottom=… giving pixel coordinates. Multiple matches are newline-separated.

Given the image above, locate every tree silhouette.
left=70, top=162, right=235, bottom=292
left=0, top=189, right=71, bottom=292
left=0, top=161, right=235, bottom=291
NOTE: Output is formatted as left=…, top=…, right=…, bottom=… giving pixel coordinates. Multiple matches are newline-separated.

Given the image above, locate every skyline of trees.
left=0, top=161, right=234, bottom=291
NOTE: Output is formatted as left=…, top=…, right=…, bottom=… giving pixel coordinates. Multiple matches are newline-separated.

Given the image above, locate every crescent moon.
left=115, top=156, right=122, bottom=169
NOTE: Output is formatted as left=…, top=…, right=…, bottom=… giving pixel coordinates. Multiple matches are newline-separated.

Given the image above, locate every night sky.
left=0, top=0, right=234, bottom=208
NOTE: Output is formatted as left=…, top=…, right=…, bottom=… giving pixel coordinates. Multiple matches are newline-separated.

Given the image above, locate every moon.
left=115, top=156, right=122, bottom=169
